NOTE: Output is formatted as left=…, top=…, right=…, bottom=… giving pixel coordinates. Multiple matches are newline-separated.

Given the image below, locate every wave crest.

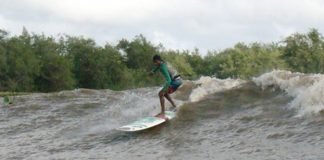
left=253, top=70, right=324, bottom=116
left=189, top=76, right=245, bottom=102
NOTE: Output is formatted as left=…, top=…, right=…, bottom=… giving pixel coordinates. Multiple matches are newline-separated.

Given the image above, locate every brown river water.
left=1, top=70, right=324, bottom=160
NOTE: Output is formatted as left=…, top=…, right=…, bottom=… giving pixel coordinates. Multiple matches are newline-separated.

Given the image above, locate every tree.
left=32, top=34, right=75, bottom=92
left=282, top=29, right=324, bottom=73
left=163, top=50, right=196, bottom=79
left=184, top=49, right=204, bottom=77
left=0, top=30, right=8, bottom=90
left=117, top=35, right=160, bottom=70
left=65, top=36, right=101, bottom=88
left=4, top=28, right=39, bottom=91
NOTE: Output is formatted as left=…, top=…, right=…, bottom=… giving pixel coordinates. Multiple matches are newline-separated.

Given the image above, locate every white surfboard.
left=117, top=111, right=176, bottom=132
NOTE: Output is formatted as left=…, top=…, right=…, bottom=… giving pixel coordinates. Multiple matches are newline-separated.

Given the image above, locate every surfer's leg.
left=165, top=93, right=176, bottom=108
left=158, top=90, right=166, bottom=114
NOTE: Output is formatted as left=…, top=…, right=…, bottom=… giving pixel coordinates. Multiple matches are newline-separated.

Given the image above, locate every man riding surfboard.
left=149, top=55, right=182, bottom=116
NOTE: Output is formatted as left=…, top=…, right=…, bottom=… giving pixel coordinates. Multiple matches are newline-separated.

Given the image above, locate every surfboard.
left=117, top=111, right=176, bottom=132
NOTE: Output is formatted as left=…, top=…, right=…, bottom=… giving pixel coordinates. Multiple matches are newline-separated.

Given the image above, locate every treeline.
left=0, top=27, right=324, bottom=92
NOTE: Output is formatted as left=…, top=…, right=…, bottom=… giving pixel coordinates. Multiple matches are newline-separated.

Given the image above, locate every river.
left=1, top=70, right=324, bottom=160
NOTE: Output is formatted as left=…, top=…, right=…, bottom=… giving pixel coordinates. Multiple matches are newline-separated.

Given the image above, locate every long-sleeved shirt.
left=152, top=62, right=172, bottom=92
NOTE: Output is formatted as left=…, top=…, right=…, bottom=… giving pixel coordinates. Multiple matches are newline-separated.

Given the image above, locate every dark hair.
left=153, top=55, right=162, bottom=61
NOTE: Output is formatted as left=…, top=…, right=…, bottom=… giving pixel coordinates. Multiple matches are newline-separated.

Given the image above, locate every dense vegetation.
left=1, top=27, right=324, bottom=92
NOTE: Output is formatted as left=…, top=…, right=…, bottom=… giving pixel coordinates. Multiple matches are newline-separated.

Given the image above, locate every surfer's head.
left=153, top=55, right=162, bottom=66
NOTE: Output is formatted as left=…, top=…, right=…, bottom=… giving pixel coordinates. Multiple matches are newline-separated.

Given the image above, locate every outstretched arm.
left=149, top=66, right=159, bottom=76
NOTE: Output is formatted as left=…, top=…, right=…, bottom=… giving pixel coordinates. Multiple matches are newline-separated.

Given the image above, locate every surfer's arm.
left=160, top=63, right=172, bottom=92
left=149, top=66, right=159, bottom=76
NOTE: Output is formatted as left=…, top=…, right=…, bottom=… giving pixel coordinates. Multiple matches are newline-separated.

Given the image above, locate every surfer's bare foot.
left=156, top=112, right=165, bottom=117
left=156, top=112, right=167, bottom=119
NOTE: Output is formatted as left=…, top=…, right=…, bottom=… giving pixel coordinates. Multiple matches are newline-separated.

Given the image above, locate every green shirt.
left=152, top=62, right=172, bottom=92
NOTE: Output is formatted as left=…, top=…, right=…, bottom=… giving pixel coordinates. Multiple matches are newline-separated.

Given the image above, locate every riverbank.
left=0, top=92, right=29, bottom=97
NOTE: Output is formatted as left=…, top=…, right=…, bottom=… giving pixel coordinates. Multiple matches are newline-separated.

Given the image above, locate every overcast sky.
left=1, top=0, right=324, bottom=54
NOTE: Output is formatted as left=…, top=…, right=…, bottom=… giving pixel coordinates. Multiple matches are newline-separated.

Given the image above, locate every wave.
left=188, top=76, right=245, bottom=102
left=3, top=70, right=323, bottom=120
left=253, top=70, right=324, bottom=116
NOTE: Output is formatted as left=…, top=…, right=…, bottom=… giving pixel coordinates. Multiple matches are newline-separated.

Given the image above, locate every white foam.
left=189, top=76, right=245, bottom=102
left=253, top=70, right=324, bottom=116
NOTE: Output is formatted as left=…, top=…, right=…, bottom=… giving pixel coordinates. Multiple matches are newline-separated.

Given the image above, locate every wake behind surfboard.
left=117, top=111, right=176, bottom=132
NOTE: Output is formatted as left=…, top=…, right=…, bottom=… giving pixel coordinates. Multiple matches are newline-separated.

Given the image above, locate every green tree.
left=203, top=42, right=285, bottom=79
left=96, top=44, right=130, bottom=89
left=184, top=49, right=204, bottom=77
left=117, top=35, right=159, bottom=70
left=65, top=36, right=101, bottom=88
left=282, top=29, right=324, bottom=73
left=0, top=29, right=8, bottom=90
left=4, top=28, right=39, bottom=91
left=163, top=50, right=196, bottom=79
left=32, top=34, right=75, bottom=92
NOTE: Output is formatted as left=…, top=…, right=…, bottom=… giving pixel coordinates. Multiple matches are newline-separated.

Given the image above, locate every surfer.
left=149, top=55, right=182, bottom=116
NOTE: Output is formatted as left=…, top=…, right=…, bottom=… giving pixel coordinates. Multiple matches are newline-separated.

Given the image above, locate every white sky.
left=1, top=0, right=324, bottom=54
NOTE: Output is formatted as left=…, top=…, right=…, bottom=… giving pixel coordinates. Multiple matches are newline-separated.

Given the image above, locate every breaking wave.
left=188, top=76, right=245, bottom=102
left=253, top=70, right=324, bottom=116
